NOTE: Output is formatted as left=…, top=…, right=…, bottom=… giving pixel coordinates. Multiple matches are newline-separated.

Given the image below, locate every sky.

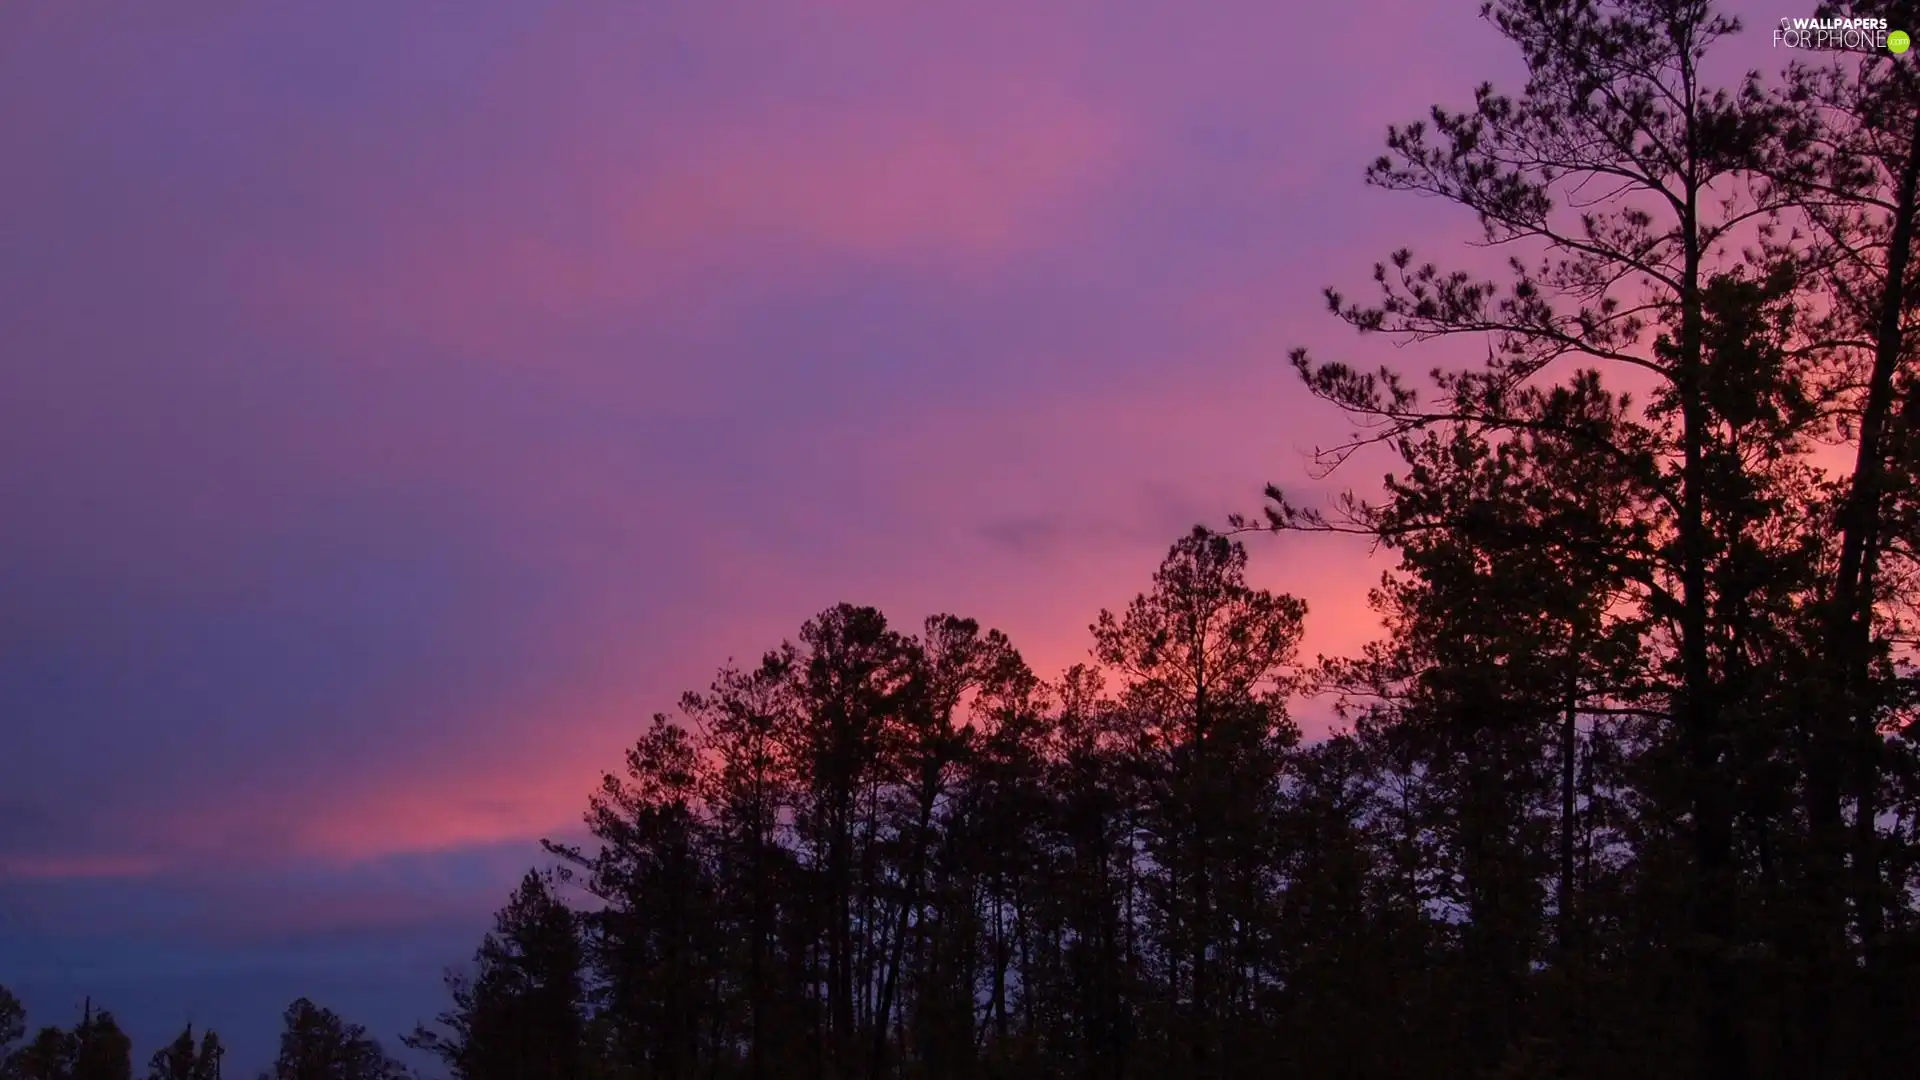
left=0, top=0, right=1798, bottom=1072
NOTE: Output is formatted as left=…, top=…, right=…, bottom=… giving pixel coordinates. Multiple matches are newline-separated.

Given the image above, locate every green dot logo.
left=1892, top=30, right=1912, bottom=53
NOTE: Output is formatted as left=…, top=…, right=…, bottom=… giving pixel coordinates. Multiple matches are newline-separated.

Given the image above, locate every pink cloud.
left=129, top=689, right=638, bottom=869
left=237, top=83, right=1127, bottom=367
left=0, top=0, right=1554, bottom=888
left=619, top=91, right=1127, bottom=264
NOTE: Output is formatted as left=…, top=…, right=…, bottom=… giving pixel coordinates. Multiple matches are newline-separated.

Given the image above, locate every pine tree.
left=405, top=872, right=586, bottom=1080
left=261, top=999, right=402, bottom=1080
left=1090, top=528, right=1305, bottom=1079
left=147, top=1025, right=222, bottom=1080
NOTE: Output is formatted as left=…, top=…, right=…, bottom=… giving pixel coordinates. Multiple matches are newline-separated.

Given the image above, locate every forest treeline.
left=5, top=1, right=1920, bottom=1078
left=0, top=989, right=403, bottom=1080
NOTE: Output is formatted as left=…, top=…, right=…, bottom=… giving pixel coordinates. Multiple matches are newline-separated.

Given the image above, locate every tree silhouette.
left=1228, top=2, right=1920, bottom=1078
left=1089, top=527, right=1305, bottom=1079
left=0, top=986, right=23, bottom=1067
left=10, top=1026, right=78, bottom=1080
left=405, top=871, right=586, bottom=1080
left=2, top=1001, right=132, bottom=1080
left=147, top=1026, right=222, bottom=1080
left=259, top=1000, right=401, bottom=1080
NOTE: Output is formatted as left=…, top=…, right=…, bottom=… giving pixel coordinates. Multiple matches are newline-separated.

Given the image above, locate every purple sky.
left=0, top=0, right=1793, bottom=1071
